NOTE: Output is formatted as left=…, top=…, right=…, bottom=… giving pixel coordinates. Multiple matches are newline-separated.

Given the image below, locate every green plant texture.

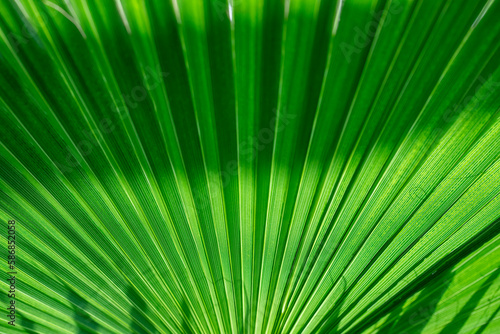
left=0, top=0, right=500, bottom=333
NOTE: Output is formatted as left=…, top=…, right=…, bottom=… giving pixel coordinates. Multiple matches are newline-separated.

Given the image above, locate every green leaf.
left=0, top=0, right=499, bottom=333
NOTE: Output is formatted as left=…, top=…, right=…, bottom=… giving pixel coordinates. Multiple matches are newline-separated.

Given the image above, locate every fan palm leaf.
left=0, top=0, right=499, bottom=333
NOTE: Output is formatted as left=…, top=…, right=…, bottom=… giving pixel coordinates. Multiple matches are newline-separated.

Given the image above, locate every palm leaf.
left=0, top=0, right=499, bottom=333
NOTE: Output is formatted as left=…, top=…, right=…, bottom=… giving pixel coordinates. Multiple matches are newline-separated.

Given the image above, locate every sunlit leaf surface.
left=0, top=0, right=499, bottom=333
